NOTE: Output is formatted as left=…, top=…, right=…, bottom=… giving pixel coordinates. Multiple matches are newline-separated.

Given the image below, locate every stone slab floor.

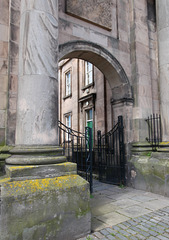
left=78, top=180, right=169, bottom=240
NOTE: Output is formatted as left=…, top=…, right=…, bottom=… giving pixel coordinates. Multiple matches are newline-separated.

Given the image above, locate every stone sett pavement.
left=78, top=180, right=169, bottom=240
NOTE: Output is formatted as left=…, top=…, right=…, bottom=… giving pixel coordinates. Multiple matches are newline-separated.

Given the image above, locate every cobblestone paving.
left=80, top=207, right=169, bottom=239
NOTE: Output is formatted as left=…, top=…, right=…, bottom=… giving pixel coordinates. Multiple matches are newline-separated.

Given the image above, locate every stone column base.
left=0, top=146, right=91, bottom=239
left=128, top=142, right=169, bottom=197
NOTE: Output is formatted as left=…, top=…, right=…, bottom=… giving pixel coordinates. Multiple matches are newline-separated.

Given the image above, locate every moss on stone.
left=2, top=145, right=13, bottom=152
left=1, top=174, right=91, bottom=239
left=0, top=140, right=5, bottom=146
left=131, top=156, right=167, bottom=181
left=160, top=141, right=169, bottom=145
left=0, top=154, right=11, bottom=160
left=2, top=174, right=88, bottom=196
left=0, top=176, right=10, bottom=184
left=9, top=165, right=35, bottom=171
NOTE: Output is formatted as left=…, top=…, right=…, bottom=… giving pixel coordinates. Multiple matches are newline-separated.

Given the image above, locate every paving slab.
left=92, top=217, right=110, bottom=231
left=111, top=198, right=138, bottom=209
left=96, top=211, right=130, bottom=227
left=116, top=205, right=152, bottom=218
left=92, top=203, right=118, bottom=216
left=131, top=195, right=156, bottom=202
left=77, top=180, right=169, bottom=240
left=136, top=199, right=169, bottom=211
left=91, top=195, right=115, bottom=207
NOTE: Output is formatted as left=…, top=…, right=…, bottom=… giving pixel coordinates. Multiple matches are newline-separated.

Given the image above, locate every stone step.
left=157, top=148, right=169, bottom=152
left=6, top=155, right=67, bottom=165
left=132, top=147, right=152, bottom=152
left=10, top=145, right=63, bottom=155
left=151, top=152, right=169, bottom=159
left=5, top=162, right=77, bottom=180
left=159, top=142, right=169, bottom=147
left=0, top=153, right=11, bottom=160
left=132, top=142, right=152, bottom=148
left=0, top=145, right=13, bottom=153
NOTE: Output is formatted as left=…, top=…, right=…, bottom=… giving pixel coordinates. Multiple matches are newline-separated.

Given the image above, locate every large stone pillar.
left=156, top=0, right=169, bottom=141
left=0, top=1, right=91, bottom=239
left=16, top=0, right=58, bottom=145
left=130, top=0, right=153, bottom=142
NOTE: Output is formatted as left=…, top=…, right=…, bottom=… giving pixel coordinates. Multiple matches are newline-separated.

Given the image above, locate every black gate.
left=58, top=121, right=93, bottom=193
left=97, top=116, right=125, bottom=185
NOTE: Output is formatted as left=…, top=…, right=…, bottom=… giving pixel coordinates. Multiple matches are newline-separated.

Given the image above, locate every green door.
left=87, top=120, right=93, bottom=129
left=86, top=109, right=93, bottom=147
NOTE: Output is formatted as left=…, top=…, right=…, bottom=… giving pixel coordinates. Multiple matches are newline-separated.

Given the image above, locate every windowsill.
left=81, top=82, right=94, bottom=91
left=63, top=93, right=72, bottom=100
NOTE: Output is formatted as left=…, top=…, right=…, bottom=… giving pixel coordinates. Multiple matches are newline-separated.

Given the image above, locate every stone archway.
left=59, top=40, right=134, bottom=156
left=59, top=40, right=132, bottom=101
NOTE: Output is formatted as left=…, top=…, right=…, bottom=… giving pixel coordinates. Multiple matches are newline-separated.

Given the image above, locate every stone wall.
left=130, top=0, right=154, bottom=142
left=6, top=0, right=21, bottom=145
left=156, top=0, right=169, bottom=141
left=66, top=0, right=112, bottom=30
left=58, top=0, right=159, bottom=143
left=1, top=0, right=159, bottom=146
left=129, top=148, right=169, bottom=197
left=0, top=0, right=10, bottom=145
left=0, top=0, right=20, bottom=146
left=147, top=0, right=159, bottom=114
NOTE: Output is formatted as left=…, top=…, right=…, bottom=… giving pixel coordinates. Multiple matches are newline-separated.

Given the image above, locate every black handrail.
left=58, top=120, right=93, bottom=193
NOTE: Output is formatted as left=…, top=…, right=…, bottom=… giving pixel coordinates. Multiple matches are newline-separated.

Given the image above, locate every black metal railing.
left=58, top=121, right=93, bottom=193
left=145, top=114, right=162, bottom=150
left=97, top=116, right=125, bottom=185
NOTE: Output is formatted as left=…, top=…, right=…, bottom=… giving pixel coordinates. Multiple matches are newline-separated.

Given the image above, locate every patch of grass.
left=146, top=151, right=151, bottom=157
left=119, top=183, right=125, bottom=189
left=90, top=194, right=94, bottom=199
left=86, top=236, right=93, bottom=240
left=111, top=233, right=115, bottom=236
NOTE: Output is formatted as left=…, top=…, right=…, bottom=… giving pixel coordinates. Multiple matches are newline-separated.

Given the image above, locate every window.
left=86, top=109, right=93, bottom=125
left=65, top=114, right=71, bottom=141
left=66, top=114, right=71, bottom=129
left=85, top=62, right=93, bottom=86
left=65, top=70, right=71, bottom=96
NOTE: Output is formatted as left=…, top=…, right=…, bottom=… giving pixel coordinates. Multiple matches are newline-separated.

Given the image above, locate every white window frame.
left=85, top=62, right=93, bottom=86
left=65, top=113, right=71, bottom=141
left=65, top=70, right=71, bottom=96
left=66, top=114, right=71, bottom=128
left=86, top=108, right=93, bottom=126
